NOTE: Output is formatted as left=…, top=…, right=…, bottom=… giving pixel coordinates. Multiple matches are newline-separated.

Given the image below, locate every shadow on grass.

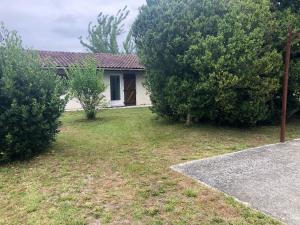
left=151, top=113, right=300, bottom=132
left=73, top=117, right=109, bottom=124
left=66, top=109, right=123, bottom=125
left=150, top=115, right=258, bottom=132
left=0, top=144, right=55, bottom=167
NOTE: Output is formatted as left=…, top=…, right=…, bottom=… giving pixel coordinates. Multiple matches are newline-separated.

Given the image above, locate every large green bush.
left=133, top=0, right=299, bottom=126
left=0, top=25, right=67, bottom=162
left=67, top=58, right=106, bottom=120
left=270, top=4, right=300, bottom=119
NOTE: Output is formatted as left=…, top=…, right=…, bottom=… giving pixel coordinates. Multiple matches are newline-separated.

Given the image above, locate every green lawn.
left=1, top=108, right=300, bottom=225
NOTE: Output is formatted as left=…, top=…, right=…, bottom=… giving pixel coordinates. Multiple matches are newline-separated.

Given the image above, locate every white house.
left=38, top=51, right=151, bottom=110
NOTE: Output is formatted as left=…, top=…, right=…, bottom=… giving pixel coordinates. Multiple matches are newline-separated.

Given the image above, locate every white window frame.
left=110, top=74, right=124, bottom=107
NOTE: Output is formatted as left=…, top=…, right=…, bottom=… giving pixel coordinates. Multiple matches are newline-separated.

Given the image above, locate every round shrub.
left=0, top=25, right=67, bottom=162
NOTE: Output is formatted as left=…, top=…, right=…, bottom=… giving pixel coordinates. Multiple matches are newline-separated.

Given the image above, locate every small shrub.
left=67, top=58, right=106, bottom=120
left=0, top=24, right=67, bottom=162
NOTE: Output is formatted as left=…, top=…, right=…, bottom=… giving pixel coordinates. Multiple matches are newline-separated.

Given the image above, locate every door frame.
left=110, top=74, right=124, bottom=107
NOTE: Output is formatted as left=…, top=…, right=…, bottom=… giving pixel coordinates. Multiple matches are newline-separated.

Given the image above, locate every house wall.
left=65, top=70, right=151, bottom=111
left=136, top=72, right=151, bottom=106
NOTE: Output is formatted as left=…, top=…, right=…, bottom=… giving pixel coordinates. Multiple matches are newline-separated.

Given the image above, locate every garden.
left=1, top=0, right=300, bottom=224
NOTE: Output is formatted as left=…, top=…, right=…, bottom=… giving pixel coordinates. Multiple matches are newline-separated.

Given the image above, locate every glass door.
left=110, top=75, right=124, bottom=107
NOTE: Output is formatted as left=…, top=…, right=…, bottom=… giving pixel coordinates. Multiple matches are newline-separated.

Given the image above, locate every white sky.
left=0, top=0, right=146, bottom=52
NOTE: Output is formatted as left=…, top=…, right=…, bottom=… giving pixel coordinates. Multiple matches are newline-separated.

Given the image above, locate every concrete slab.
left=171, top=140, right=300, bottom=225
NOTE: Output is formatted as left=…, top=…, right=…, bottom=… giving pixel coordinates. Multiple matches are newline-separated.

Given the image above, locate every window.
left=110, top=76, right=120, bottom=101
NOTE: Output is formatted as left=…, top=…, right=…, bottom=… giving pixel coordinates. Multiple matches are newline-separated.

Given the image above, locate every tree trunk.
left=185, top=112, right=192, bottom=126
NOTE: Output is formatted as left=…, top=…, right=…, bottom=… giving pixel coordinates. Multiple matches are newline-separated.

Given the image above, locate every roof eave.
left=44, top=65, right=145, bottom=72
left=101, top=67, right=145, bottom=72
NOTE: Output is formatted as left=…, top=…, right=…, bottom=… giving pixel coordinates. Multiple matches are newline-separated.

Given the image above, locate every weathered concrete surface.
left=171, top=140, right=300, bottom=225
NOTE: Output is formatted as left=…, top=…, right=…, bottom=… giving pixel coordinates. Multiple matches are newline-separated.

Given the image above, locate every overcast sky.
left=0, top=0, right=146, bottom=52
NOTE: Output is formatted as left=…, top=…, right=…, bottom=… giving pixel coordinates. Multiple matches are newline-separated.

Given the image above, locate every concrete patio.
left=172, top=139, right=300, bottom=225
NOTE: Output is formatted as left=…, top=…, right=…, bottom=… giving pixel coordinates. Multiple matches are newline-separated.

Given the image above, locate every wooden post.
left=280, top=28, right=293, bottom=143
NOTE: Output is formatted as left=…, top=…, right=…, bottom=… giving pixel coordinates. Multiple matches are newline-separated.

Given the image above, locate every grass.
left=1, top=107, right=300, bottom=225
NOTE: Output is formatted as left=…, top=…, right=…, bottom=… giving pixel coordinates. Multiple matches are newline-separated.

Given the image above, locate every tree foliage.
left=271, top=0, right=300, bottom=12
left=123, top=29, right=136, bottom=54
left=133, top=0, right=291, bottom=126
left=67, top=59, right=106, bottom=120
left=80, top=6, right=135, bottom=54
left=0, top=24, right=67, bottom=162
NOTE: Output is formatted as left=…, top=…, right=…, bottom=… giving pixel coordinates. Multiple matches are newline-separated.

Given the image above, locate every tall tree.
left=80, top=6, right=135, bottom=54
left=133, top=0, right=283, bottom=127
left=123, top=29, right=135, bottom=54
left=146, top=0, right=159, bottom=6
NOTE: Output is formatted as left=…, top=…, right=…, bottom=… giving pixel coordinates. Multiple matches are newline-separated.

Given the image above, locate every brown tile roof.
left=37, top=50, right=145, bottom=71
